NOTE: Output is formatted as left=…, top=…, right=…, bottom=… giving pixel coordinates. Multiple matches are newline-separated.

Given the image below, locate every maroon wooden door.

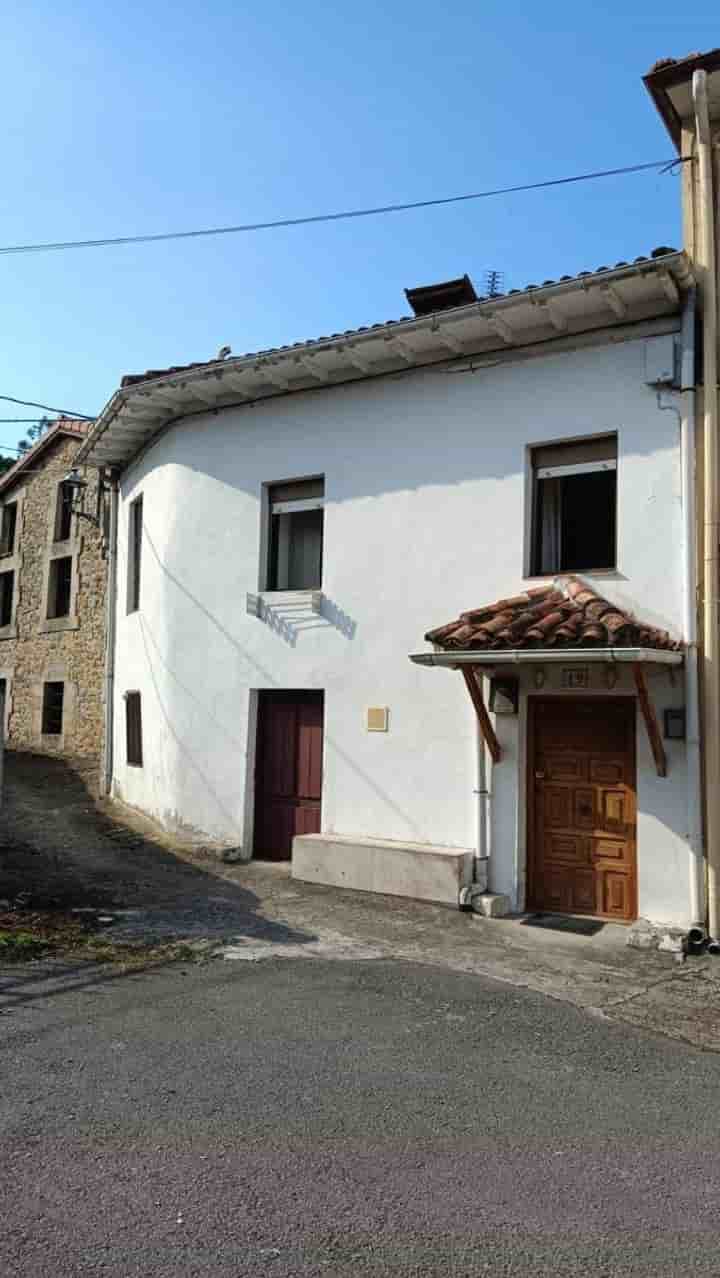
left=254, top=692, right=324, bottom=860
left=528, top=698, right=637, bottom=921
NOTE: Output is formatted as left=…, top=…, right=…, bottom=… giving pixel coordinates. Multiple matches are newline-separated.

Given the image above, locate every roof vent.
left=405, top=274, right=478, bottom=317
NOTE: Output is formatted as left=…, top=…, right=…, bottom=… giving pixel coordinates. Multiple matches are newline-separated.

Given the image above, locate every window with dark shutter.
left=42, top=682, right=64, bottom=735
left=127, top=496, right=143, bottom=613
left=0, top=502, right=17, bottom=556
left=54, top=483, right=73, bottom=542
left=267, top=477, right=324, bottom=590
left=126, top=692, right=143, bottom=767
left=0, top=570, right=14, bottom=627
left=47, top=556, right=72, bottom=619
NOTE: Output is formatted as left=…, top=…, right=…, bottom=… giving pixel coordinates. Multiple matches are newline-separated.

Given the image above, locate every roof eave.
left=409, top=648, right=684, bottom=667
left=643, top=49, right=720, bottom=149
left=0, top=423, right=91, bottom=497
left=76, top=251, right=693, bottom=471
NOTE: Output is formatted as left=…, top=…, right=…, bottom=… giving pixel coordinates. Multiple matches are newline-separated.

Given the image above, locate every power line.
left=0, top=395, right=93, bottom=419
left=0, top=159, right=686, bottom=258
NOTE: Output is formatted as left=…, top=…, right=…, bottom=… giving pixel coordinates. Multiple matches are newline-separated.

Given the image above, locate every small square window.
left=42, top=682, right=64, bottom=735
left=267, top=478, right=324, bottom=591
left=530, top=436, right=617, bottom=575
left=0, top=570, right=14, bottom=627
left=47, top=556, right=72, bottom=619
left=125, top=691, right=143, bottom=766
left=0, top=502, right=17, bottom=556
left=127, top=495, right=143, bottom=614
left=54, top=483, right=73, bottom=542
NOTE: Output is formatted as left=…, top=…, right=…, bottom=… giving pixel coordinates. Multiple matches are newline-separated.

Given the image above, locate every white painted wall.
left=111, top=332, right=695, bottom=925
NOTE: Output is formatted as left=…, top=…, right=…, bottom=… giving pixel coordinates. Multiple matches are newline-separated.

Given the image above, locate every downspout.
left=101, top=471, right=119, bottom=798
left=694, top=70, right=720, bottom=939
left=475, top=673, right=489, bottom=869
left=459, top=672, right=491, bottom=908
left=680, top=290, right=705, bottom=923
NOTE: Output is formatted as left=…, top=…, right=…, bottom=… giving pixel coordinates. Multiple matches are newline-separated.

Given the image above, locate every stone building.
left=0, top=419, right=107, bottom=759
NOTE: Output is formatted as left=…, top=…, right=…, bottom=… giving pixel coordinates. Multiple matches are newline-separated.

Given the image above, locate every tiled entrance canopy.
left=425, top=577, right=683, bottom=653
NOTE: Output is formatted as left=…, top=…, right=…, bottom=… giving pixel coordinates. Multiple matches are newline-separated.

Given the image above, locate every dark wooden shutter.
left=54, top=484, right=73, bottom=542
left=42, top=682, right=64, bottom=735
left=127, top=496, right=143, bottom=612
left=126, top=692, right=143, bottom=766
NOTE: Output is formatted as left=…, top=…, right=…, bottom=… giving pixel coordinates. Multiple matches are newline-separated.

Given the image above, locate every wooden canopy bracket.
left=632, top=664, right=667, bottom=777
left=460, top=667, right=502, bottom=763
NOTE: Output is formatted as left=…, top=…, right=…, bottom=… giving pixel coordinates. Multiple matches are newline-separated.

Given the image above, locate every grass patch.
left=0, top=930, right=50, bottom=961
left=0, top=910, right=215, bottom=970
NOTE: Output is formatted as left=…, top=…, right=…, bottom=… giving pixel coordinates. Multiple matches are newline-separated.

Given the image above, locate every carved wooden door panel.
left=529, top=698, right=636, bottom=921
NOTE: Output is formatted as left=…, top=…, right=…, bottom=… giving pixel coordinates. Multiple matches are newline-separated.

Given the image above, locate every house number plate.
left=561, top=667, right=590, bottom=689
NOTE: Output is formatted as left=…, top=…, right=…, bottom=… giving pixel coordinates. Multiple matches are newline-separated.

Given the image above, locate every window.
left=42, top=682, right=64, bottom=735
left=47, top=556, right=72, bottom=619
left=54, top=483, right=73, bottom=542
left=530, top=435, right=617, bottom=576
left=0, top=502, right=17, bottom=556
left=125, top=692, right=143, bottom=766
left=267, top=478, right=324, bottom=591
left=0, top=571, right=14, bottom=627
left=127, top=495, right=143, bottom=613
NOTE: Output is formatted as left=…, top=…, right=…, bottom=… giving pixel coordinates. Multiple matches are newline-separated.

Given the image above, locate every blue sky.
left=0, top=2, right=716, bottom=454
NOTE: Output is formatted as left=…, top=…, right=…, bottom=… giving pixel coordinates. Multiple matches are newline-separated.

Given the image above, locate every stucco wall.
left=111, top=333, right=695, bottom=924
left=0, top=434, right=107, bottom=758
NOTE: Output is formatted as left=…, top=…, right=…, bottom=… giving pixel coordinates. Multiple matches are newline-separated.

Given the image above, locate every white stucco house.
left=76, top=239, right=703, bottom=931
left=76, top=44, right=720, bottom=936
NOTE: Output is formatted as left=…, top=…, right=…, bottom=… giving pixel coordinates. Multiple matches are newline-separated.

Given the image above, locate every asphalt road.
left=3, top=955, right=720, bottom=1276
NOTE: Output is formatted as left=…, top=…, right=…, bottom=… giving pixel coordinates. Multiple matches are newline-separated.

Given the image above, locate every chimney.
left=404, top=274, right=478, bottom=317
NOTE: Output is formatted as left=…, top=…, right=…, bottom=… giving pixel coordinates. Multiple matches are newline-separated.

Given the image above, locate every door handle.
left=535, top=771, right=545, bottom=780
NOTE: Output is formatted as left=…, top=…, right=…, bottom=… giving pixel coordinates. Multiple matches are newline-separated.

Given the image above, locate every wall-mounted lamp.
left=62, top=468, right=102, bottom=527
left=489, top=677, right=519, bottom=715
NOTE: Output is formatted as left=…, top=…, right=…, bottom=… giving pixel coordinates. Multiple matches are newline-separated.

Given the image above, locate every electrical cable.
left=0, top=395, right=93, bottom=419
left=0, top=158, right=687, bottom=257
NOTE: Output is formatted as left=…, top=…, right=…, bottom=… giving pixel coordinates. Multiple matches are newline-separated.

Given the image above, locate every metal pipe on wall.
left=679, top=290, right=705, bottom=923
left=101, top=472, right=119, bottom=797
left=693, top=70, right=720, bottom=938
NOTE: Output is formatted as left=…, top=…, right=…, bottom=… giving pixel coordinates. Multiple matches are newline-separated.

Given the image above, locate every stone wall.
left=0, top=432, right=107, bottom=759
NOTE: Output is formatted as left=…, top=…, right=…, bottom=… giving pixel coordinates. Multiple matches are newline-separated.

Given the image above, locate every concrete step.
left=292, top=833, right=478, bottom=907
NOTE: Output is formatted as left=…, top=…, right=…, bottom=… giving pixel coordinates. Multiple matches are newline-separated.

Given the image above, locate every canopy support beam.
left=460, top=667, right=502, bottom=763
left=633, top=663, right=667, bottom=777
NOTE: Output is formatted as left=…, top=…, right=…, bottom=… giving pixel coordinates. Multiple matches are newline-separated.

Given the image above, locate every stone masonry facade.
left=0, top=422, right=107, bottom=760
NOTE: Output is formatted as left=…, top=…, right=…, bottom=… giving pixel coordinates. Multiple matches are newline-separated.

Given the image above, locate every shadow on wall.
left=137, top=527, right=428, bottom=841
left=249, top=593, right=357, bottom=647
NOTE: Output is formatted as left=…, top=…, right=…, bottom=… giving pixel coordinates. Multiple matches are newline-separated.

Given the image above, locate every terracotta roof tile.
left=425, top=577, right=682, bottom=653
left=0, top=418, right=93, bottom=496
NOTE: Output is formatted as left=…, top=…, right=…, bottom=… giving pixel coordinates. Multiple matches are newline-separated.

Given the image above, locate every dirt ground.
left=0, top=751, right=307, bottom=959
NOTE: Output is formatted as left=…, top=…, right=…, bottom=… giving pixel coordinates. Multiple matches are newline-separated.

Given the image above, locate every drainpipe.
left=694, top=70, right=720, bottom=939
left=101, top=471, right=119, bottom=797
left=679, top=290, right=705, bottom=923
left=459, top=671, right=491, bottom=909
left=475, top=674, right=489, bottom=871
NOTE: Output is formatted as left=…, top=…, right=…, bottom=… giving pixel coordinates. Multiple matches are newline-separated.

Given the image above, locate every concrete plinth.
left=292, top=833, right=475, bottom=906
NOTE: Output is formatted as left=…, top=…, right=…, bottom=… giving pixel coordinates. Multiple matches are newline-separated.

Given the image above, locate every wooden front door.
left=528, top=698, right=637, bottom=921
left=254, top=692, right=324, bottom=860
